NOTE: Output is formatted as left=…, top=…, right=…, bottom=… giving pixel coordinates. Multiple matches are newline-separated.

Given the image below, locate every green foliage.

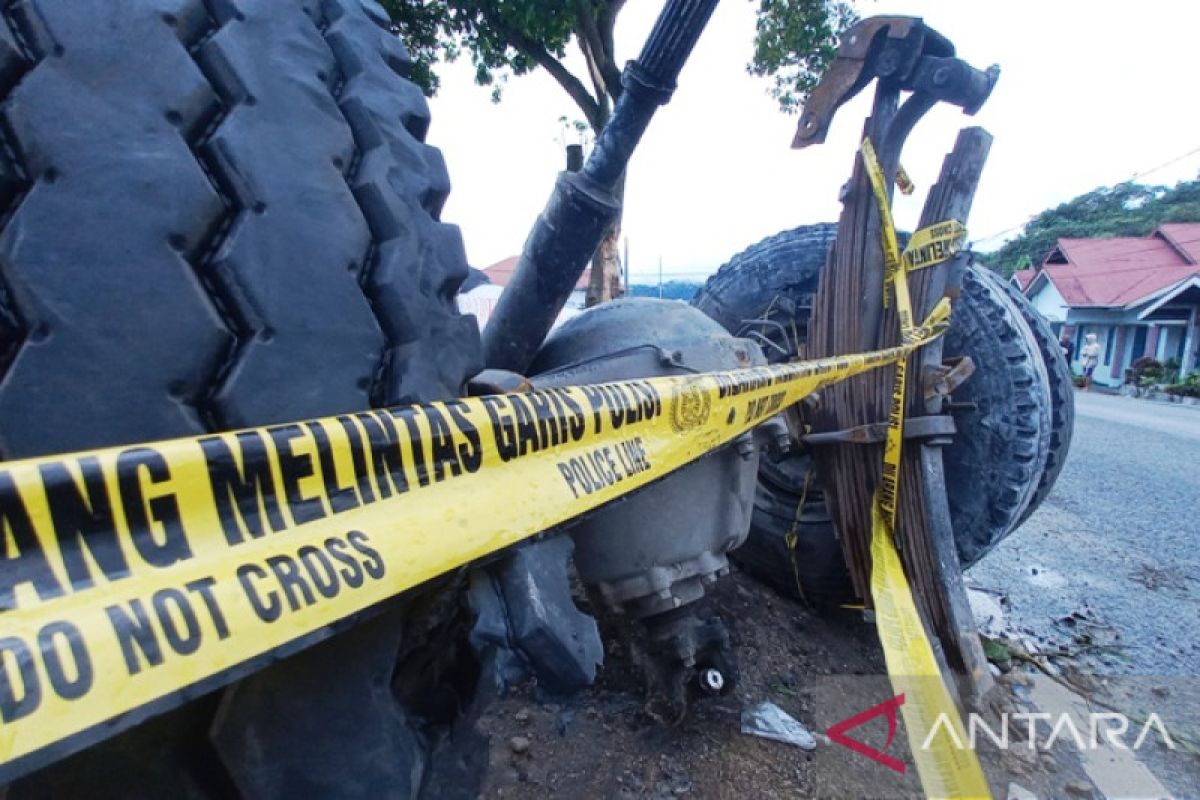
left=979, top=175, right=1200, bottom=276
left=748, top=0, right=857, bottom=113
left=1162, top=357, right=1184, bottom=385
left=1131, top=356, right=1165, bottom=387
left=379, top=1, right=577, bottom=97
left=1164, top=370, right=1200, bottom=397
left=379, top=0, right=851, bottom=128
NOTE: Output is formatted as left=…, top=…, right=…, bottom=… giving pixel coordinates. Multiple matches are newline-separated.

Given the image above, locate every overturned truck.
left=0, top=2, right=1068, bottom=797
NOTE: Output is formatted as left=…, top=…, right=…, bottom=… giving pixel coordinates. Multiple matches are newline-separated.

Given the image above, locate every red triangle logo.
left=827, top=693, right=907, bottom=774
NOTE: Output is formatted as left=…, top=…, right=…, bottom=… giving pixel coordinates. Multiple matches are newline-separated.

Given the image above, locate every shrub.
left=1164, top=382, right=1200, bottom=398
left=1130, top=356, right=1164, bottom=385
left=1163, top=370, right=1200, bottom=397
left=1163, top=357, right=1183, bottom=384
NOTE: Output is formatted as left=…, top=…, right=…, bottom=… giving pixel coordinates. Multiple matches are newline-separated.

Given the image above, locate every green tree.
left=380, top=0, right=854, bottom=303
left=748, top=0, right=858, bottom=113
left=978, top=177, right=1200, bottom=276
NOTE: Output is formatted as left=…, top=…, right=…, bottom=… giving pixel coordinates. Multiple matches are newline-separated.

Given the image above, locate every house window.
left=1104, top=326, right=1116, bottom=364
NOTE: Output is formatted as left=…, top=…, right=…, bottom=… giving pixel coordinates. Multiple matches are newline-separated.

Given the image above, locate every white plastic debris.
left=740, top=701, right=817, bottom=750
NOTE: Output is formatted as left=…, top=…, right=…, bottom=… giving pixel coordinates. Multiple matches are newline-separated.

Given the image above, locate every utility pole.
left=658, top=256, right=663, bottom=299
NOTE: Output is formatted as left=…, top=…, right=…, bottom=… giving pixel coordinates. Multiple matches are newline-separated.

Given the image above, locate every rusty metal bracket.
left=793, top=17, right=996, bottom=153
left=793, top=16, right=944, bottom=148
left=923, top=356, right=975, bottom=402
left=803, top=414, right=956, bottom=446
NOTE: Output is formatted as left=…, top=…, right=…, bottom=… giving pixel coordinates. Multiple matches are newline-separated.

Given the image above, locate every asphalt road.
left=971, top=391, right=1200, bottom=676
left=970, top=391, right=1200, bottom=798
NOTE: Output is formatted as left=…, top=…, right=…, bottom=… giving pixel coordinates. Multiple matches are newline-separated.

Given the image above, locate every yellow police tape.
left=863, top=138, right=991, bottom=798
left=0, top=305, right=951, bottom=782
left=903, top=219, right=967, bottom=274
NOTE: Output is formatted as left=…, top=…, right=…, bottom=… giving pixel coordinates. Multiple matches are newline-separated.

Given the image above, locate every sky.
left=425, top=1, right=1200, bottom=283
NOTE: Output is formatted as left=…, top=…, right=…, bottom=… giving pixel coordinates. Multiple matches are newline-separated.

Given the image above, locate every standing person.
left=1060, top=332, right=1075, bottom=365
left=1080, top=332, right=1101, bottom=391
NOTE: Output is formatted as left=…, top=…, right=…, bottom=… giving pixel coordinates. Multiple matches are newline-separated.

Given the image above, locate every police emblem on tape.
left=669, top=377, right=712, bottom=434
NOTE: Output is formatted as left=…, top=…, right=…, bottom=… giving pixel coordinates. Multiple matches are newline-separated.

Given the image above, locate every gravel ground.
left=970, top=391, right=1200, bottom=677
left=969, top=390, right=1200, bottom=796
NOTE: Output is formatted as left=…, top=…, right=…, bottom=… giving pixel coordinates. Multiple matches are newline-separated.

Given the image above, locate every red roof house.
left=457, top=256, right=591, bottom=332
left=1016, top=223, right=1200, bottom=387
left=482, top=256, right=591, bottom=290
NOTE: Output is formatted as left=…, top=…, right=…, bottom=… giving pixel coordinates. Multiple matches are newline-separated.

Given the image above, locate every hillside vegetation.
left=979, top=175, right=1200, bottom=275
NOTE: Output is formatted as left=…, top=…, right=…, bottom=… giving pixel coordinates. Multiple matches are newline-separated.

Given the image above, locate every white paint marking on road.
left=1027, top=676, right=1172, bottom=799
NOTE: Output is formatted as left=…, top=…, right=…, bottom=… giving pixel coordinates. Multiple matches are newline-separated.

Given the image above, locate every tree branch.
left=528, top=44, right=604, bottom=129
left=478, top=7, right=604, bottom=129
left=574, top=2, right=609, bottom=109
left=596, top=0, right=626, bottom=97
left=575, top=0, right=608, bottom=92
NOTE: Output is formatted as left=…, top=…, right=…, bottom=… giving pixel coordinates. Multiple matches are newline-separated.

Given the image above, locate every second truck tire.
left=693, top=225, right=1062, bottom=605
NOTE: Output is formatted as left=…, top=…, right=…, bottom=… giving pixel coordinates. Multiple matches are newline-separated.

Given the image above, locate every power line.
left=971, top=144, right=1200, bottom=248
left=1128, top=145, right=1200, bottom=184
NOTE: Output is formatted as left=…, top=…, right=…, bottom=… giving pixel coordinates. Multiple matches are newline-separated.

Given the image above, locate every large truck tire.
left=693, top=227, right=1054, bottom=604
left=732, top=452, right=857, bottom=608
left=2, top=1, right=483, bottom=796
left=977, top=267, right=1075, bottom=526
left=691, top=225, right=853, bottom=606
left=692, top=223, right=837, bottom=357
left=942, top=266, right=1052, bottom=564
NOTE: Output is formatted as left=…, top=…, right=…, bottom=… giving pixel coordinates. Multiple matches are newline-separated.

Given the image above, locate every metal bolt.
left=698, top=668, right=725, bottom=695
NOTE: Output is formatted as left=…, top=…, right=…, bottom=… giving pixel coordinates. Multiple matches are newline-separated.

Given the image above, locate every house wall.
left=1066, top=317, right=1141, bottom=388
left=1028, top=278, right=1068, bottom=323
left=457, top=285, right=586, bottom=331
left=1159, top=325, right=1186, bottom=364
left=1142, top=304, right=1199, bottom=374
left=1060, top=316, right=1195, bottom=387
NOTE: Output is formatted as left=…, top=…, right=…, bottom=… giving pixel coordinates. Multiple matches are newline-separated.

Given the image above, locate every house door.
left=1131, top=326, right=1148, bottom=363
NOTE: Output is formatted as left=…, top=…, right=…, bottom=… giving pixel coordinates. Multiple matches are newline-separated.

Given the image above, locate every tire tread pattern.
left=0, top=1, right=482, bottom=792
left=0, top=0, right=480, bottom=458
left=942, top=266, right=1051, bottom=565
left=978, top=266, right=1074, bottom=524
left=692, top=223, right=836, bottom=350
left=0, top=0, right=235, bottom=456
left=693, top=228, right=1054, bottom=606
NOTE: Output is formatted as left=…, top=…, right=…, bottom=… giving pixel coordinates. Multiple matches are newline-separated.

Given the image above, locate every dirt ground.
left=477, top=569, right=1123, bottom=799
